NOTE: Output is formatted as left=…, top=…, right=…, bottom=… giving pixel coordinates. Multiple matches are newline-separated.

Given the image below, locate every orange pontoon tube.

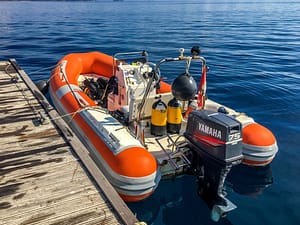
left=49, top=52, right=161, bottom=202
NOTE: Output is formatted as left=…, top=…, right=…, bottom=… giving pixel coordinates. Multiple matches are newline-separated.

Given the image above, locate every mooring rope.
left=3, top=62, right=89, bottom=125
left=4, top=62, right=44, bottom=124
left=28, top=64, right=58, bottom=76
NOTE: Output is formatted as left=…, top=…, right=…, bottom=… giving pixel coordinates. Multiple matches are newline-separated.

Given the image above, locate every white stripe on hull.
left=49, top=88, right=160, bottom=197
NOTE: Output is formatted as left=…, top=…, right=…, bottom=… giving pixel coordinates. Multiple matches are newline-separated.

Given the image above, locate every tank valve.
left=179, top=48, right=185, bottom=58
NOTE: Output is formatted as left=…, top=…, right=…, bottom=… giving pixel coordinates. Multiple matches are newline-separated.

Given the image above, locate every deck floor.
left=0, top=60, right=139, bottom=225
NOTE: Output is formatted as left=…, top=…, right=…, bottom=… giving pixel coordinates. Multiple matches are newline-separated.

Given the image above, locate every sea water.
left=1, top=1, right=299, bottom=224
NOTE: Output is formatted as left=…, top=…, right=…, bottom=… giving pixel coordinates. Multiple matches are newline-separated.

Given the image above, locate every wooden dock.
left=0, top=60, right=141, bottom=225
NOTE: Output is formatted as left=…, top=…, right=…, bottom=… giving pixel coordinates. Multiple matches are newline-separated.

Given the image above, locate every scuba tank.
left=151, top=96, right=167, bottom=136
left=167, top=97, right=182, bottom=134
left=83, top=79, right=99, bottom=100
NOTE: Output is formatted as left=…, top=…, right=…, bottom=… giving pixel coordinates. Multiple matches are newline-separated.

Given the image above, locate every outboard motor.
left=184, top=110, right=243, bottom=221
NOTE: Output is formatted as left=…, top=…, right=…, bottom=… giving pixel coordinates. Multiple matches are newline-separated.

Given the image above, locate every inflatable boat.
left=49, top=47, right=278, bottom=204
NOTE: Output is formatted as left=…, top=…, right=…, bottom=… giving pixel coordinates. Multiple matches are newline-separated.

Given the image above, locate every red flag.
left=197, top=65, right=207, bottom=109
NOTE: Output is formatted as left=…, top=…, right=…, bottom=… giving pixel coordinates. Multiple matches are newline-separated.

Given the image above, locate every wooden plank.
left=8, top=59, right=140, bottom=225
left=0, top=60, right=141, bottom=225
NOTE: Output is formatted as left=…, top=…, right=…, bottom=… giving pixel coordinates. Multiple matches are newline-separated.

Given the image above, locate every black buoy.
left=35, top=80, right=49, bottom=94
left=171, top=72, right=197, bottom=101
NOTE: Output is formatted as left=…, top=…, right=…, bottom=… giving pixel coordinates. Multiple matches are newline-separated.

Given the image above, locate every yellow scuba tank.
left=167, top=97, right=182, bottom=134
left=151, top=97, right=167, bottom=136
left=167, top=98, right=182, bottom=134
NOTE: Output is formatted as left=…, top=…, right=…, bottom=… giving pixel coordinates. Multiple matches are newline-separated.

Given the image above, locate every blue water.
left=1, top=1, right=300, bottom=224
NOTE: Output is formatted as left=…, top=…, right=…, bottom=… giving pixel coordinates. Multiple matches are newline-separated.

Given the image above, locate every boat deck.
left=0, top=60, right=140, bottom=225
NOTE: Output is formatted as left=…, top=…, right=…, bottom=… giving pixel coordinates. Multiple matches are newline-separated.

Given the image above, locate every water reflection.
left=129, top=163, right=273, bottom=224
left=226, top=164, right=273, bottom=196
left=128, top=176, right=233, bottom=225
